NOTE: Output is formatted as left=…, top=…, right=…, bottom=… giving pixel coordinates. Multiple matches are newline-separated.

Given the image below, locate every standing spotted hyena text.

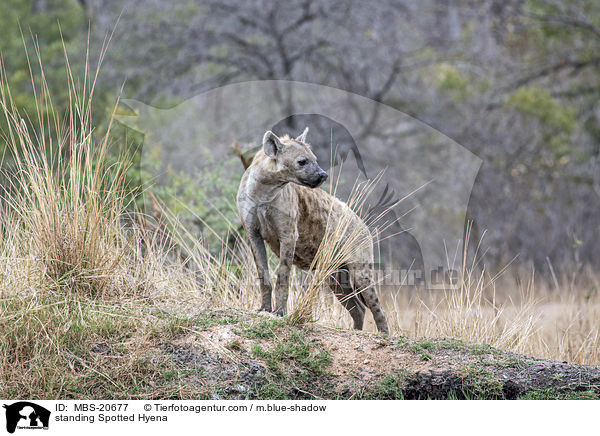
left=236, top=127, right=389, bottom=334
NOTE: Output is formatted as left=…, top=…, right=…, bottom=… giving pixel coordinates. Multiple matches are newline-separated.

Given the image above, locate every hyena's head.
left=262, top=127, right=328, bottom=188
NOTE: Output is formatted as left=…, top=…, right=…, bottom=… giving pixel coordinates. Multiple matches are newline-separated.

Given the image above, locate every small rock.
left=373, top=339, right=388, bottom=348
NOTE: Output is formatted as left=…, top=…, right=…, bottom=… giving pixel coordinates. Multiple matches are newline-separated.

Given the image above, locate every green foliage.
left=404, top=340, right=436, bottom=361
left=195, top=311, right=242, bottom=329
left=434, top=63, right=470, bottom=100
left=361, top=372, right=408, bottom=400
left=518, top=388, right=599, bottom=400
left=237, top=317, right=287, bottom=339
left=0, top=1, right=119, bottom=197
left=526, top=0, right=600, bottom=44
left=250, top=327, right=333, bottom=399
left=252, top=329, right=332, bottom=375
left=0, top=0, right=85, bottom=131
left=133, top=142, right=243, bottom=248
left=506, top=86, right=578, bottom=157
left=507, top=86, right=577, bottom=133
left=458, top=366, right=504, bottom=399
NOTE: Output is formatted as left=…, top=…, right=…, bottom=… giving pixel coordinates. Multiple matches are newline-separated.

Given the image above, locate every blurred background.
left=1, top=0, right=599, bottom=277
left=1, top=0, right=600, bottom=369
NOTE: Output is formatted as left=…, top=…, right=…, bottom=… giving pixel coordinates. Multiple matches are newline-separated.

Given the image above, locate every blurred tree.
left=77, top=0, right=600, bottom=272
left=0, top=0, right=85, bottom=128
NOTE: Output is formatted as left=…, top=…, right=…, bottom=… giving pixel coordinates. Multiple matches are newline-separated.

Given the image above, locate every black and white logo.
left=3, top=402, right=50, bottom=434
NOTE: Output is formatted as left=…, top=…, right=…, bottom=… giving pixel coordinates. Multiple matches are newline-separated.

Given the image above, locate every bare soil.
left=156, top=309, right=600, bottom=400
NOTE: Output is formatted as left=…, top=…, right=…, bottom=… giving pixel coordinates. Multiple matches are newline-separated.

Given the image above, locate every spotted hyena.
left=236, top=127, right=388, bottom=333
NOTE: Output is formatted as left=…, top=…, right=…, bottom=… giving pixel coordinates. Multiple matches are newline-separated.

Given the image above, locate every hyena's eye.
left=297, top=158, right=309, bottom=167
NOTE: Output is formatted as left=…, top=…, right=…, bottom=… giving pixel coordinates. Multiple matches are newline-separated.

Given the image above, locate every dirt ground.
left=158, top=309, right=600, bottom=399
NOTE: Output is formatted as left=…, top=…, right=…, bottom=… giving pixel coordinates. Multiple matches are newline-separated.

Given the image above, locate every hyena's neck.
left=245, top=164, right=288, bottom=204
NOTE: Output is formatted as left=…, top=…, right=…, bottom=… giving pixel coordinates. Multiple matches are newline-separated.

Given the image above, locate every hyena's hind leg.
left=349, top=264, right=389, bottom=334
left=329, top=267, right=365, bottom=330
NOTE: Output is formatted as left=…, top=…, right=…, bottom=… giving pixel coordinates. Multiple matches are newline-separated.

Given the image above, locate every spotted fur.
left=237, top=128, right=388, bottom=333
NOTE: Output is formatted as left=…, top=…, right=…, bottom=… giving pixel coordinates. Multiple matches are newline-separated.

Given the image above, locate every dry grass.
left=0, top=36, right=207, bottom=398
left=0, top=33, right=138, bottom=299
left=308, top=261, right=600, bottom=366
left=0, top=36, right=599, bottom=400
left=216, top=161, right=600, bottom=366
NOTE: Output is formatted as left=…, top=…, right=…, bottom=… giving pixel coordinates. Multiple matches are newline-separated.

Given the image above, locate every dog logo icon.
left=3, top=402, right=50, bottom=433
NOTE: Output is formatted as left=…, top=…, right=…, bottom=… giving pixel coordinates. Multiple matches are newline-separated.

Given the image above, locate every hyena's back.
left=271, top=184, right=372, bottom=271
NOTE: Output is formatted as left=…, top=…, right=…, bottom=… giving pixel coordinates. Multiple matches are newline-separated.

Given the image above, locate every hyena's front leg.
left=274, top=235, right=296, bottom=316
left=248, top=231, right=272, bottom=312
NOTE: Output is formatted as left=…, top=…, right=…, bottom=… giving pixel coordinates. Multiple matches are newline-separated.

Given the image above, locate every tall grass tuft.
left=0, top=34, right=214, bottom=398
left=0, top=36, right=138, bottom=299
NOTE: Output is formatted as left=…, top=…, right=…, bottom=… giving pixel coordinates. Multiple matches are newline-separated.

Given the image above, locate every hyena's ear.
left=296, top=127, right=309, bottom=143
left=263, top=130, right=284, bottom=158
